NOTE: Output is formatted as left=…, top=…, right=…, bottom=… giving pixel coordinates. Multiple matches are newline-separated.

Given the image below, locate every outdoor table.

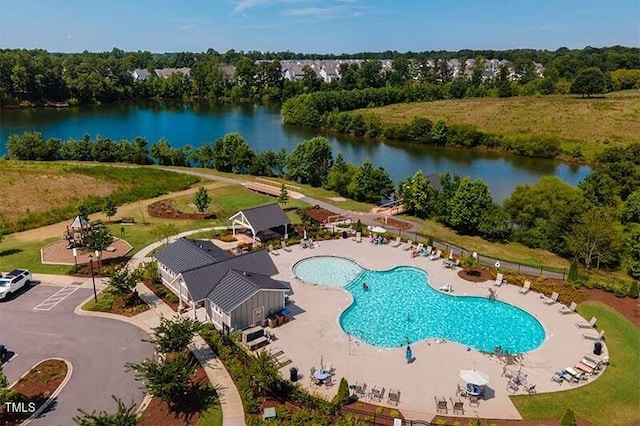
left=313, top=370, right=330, bottom=382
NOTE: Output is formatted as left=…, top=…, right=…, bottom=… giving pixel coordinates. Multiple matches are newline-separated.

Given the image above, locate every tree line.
left=5, top=131, right=639, bottom=285
left=2, top=46, right=639, bottom=106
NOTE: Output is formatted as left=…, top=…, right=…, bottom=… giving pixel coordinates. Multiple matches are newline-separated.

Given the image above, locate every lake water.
left=0, top=100, right=591, bottom=202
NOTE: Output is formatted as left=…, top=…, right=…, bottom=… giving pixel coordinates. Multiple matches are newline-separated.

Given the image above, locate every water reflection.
left=0, top=100, right=591, bottom=201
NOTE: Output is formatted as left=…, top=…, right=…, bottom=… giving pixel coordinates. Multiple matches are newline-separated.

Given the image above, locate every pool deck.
left=267, top=238, right=608, bottom=421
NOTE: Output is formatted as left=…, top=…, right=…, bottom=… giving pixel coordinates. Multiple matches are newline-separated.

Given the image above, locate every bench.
left=121, top=217, right=135, bottom=224
left=247, top=336, right=268, bottom=351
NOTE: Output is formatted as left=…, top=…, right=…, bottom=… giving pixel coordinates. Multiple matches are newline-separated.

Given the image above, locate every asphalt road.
left=0, top=283, right=154, bottom=425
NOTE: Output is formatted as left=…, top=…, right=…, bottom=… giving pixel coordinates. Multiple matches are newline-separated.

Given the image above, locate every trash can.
left=342, top=230, right=348, bottom=239
left=594, top=341, right=603, bottom=355
left=289, top=367, right=298, bottom=382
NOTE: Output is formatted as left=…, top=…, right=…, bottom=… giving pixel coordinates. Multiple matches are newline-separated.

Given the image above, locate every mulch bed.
left=458, top=267, right=494, bottom=282
left=106, top=293, right=149, bottom=317
left=138, top=355, right=213, bottom=426
left=373, top=216, right=413, bottom=231
left=305, top=206, right=336, bottom=224
left=0, top=359, right=68, bottom=425
left=148, top=199, right=215, bottom=220
left=142, top=280, right=187, bottom=312
left=340, top=400, right=403, bottom=426
left=72, top=257, right=128, bottom=277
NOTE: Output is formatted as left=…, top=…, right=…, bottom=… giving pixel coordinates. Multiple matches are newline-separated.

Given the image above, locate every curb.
left=11, top=357, right=74, bottom=426
left=73, top=294, right=155, bottom=335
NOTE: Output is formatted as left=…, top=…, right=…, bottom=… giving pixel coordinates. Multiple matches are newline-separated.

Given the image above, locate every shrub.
left=389, top=409, right=400, bottom=418
left=560, top=408, right=576, bottom=426
left=628, top=281, right=639, bottom=299
left=567, top=258, right=579, bottom=284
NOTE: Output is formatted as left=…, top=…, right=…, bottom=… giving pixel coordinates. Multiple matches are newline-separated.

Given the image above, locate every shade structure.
left=459, top=369, right=490, bottom=386
left=369, top=226, right=387, bottom=234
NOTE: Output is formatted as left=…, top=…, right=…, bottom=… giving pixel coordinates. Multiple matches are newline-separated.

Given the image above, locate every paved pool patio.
left=266, top=238, right=608, bottom=421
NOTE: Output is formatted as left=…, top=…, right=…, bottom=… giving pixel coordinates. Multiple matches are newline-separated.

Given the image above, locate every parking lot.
left=0, top=283, right=153, bottom=425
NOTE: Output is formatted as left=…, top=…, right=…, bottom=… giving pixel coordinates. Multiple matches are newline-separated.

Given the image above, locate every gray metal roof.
left=238, top=203, right=290, bottom=234
left=207, top=269, right=290, bottom=313
left=180, top=249, right=279, bottom=301
left=425, top=173, right=443, bottom=192
left=153, top=237, right=231, bottom=274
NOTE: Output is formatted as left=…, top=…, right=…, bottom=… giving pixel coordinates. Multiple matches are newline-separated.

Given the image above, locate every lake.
left=0, top=100, right=591, bottom=202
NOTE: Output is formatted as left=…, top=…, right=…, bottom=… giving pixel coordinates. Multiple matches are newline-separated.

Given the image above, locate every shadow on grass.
left=169, top=382, right=220, bottom=423
left=0, top=248, right=23, bottom=257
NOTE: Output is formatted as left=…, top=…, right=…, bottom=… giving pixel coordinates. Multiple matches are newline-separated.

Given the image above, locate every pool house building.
left=229, top=203, right=291, bottom=243
left=153, top=237, right=290, bottom=332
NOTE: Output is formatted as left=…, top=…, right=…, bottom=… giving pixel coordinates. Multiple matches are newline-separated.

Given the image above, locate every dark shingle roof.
left=153, top=237, right=231, bottom=274
left=180, top=249, right=279, bottom=301
left=207, top=270, right=290, bottom=313
left=238, top=204, right=290, bottom=234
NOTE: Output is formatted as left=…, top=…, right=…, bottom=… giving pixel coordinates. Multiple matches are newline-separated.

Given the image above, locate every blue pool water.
left=293, top=256, right=545, bottom=353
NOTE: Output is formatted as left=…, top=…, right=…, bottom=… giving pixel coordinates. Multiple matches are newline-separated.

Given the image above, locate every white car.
left=0, top=269, right=32, bottom=300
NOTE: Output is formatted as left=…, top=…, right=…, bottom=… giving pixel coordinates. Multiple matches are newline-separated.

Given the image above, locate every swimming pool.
left=293, top=256, right=545, bottom=353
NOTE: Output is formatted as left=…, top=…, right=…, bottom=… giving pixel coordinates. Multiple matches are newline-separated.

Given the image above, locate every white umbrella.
left=459, top=369, right=490, bottom=386
left=370, top=226, right=387, bottom=234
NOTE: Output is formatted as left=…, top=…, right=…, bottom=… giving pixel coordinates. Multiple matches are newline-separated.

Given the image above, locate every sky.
left=0, top=0, right=638, bottom=54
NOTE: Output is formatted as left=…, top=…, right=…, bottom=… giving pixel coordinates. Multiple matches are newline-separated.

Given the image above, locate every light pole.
left=72, top=248, right=78, bottom=273
left=88, top=254, right=97, bottom=303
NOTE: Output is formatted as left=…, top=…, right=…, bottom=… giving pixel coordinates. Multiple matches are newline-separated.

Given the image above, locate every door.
left=253, top=306, right=264, bottom=326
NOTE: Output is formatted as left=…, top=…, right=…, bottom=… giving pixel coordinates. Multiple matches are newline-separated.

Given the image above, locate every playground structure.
left=64, top=215, right=90, bottom=248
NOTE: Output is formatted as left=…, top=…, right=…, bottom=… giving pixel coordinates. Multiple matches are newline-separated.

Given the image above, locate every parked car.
left=0, top=269, right=32, bottom=300
left=0, top=344, right=7, bottom=363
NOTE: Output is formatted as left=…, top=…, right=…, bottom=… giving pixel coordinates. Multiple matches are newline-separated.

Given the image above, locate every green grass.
left=0, top=237, right=70, bottom=274
left=401, top=215, right=571, bottom=270
left=358, top=90, right=640, bottom=160
left=511, top=302, right=640, bottom=426
left=197, top=400, right=223, bottom=426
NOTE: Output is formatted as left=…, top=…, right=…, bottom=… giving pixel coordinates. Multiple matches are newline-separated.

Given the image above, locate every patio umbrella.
left=459, top=369, right=490, bottom=386
left=303, top=229, right=308, bottom=240
left=369, top=226, right=387, bottom=234
left=320, top=355, right=324, bottom=371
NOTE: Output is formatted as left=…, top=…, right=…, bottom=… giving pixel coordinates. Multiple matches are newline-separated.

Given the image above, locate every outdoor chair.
left=468, top=395, right=480, bottom=407
left=582, top=329, right=605, bottom=341
left=402, top=240, right=413, bottom=251
left=355, top=232, right=362, bottom=243
left=435, top=396, right=448, bottom=413
left=582, top=355, right=603, bottom=370
left=354, top=382, right=367, bottom=398
left=392, top=236, right=402, bottom=247
left=565, top=367, right=586, bottom=382
left=415, top=243, right=424, bottom=253
left=281, top=240, right=292, bottom=252
left=324, top=375, right=334, bottom=387
left=574, top=361, right=594, bottom=375
left=559, top=301, right=577, bottom=314
left=520, top=280, right=531, bottom=294
left=429, top=249, right=442, bottom=260
left=267, top=244, right=279, bottom=256
left=544, top=291, right=559, bottom=305
left=494, top=272, right=504, bottom=287
left=370, top=386, right=385, bottom=402
left=388, top=389, right=400, bottom=406
left=551, top=371, right=563, bottom=384
left=451, top=397, right=464, bottom=414
left=576, top=316, right=597, bottom=329
left=438, top=283, right=453, bottom=292
left=422, top=245, right=433, bottom=256
left=507, top=379, right=520, bottom=393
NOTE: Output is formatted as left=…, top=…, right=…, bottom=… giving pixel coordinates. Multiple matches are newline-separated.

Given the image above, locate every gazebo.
left=66, top=215, right=90, bottom=247
left=229, top=204, right=291, bottom=243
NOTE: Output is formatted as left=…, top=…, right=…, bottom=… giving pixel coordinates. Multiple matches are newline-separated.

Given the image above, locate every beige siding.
left=229, top=290, right=285, bottom=331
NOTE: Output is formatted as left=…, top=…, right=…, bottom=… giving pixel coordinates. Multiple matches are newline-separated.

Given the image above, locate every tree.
left=107, top=266, right=142, bottom=298
left=126, top=352, right=196, bottom=410
left=277, top=184, right=289, bottom=207
left=622, top=189, right=640, bottom=224
left=211, top=133, right=254, bottom=173
left=248, top=350, right=280, bottom=396
left=567, top=258, right=580, bottom=284
left=148, top=316, right=200, bottom=354
left=73, top=396, right=138, bottom=426
left=578, top=171, right=620, bottom=208
left=76, top=202, right=89, bottom=219
left=286, top=137, right=333, bottom=187
left=102, top=198, right=117, bottom=222
left=352, top=159, right=394, bottom=204
left=478, top=204, right=513, bottom=241
left=627, top=225, right=640, bottom=280
left=571, top=67, right=605, bottom=97
left=332, top=378, right=351, bottom=407
left=565, top=207, right=624, bottom=270
left=83, top=227, right=114, bottom=271
left=560, top=408, right=576, bottom=426
left=193, top=187, right=211, bottom=213
left=150, top=223, right=179, bottom=247
left=447, top=177, right=493, bottom=235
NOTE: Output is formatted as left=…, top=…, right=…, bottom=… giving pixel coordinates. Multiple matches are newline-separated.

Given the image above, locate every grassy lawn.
left=401, top=215, right=571, bottom=270
left=511, top=302, right=640, bottom=426
left=197, top=400, right=223, bottom=426
left=0, top=236, right=70, bottom=274
left=358, top=90, right=640, bottom=160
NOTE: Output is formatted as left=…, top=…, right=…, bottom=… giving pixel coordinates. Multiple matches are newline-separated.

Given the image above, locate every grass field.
left=358, top=89, right=640, bottom=159
left=511, top=302, right=640, bottom=426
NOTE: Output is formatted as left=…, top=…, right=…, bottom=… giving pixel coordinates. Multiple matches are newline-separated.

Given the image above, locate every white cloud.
left=284, top=6, right=347, bottom=17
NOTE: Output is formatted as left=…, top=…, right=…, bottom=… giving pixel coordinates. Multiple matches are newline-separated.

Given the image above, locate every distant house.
left=229, top=203, right=291, bottom=243
left=153, top=237, right=289, bottom=332
left=154, top=67, right=191, bottom=79
left=131, top=69, right=151, bottom=81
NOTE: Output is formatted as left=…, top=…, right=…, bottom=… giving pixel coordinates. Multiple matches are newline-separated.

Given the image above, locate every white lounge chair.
left=576, top=316, right=597, bottom=329
left=544, top=291, right=559, bottom=305
left=494, top=273, right=504, bottom=287
left=422, top=245, right=433, bottom=256
left=402, top=240, right=413, bottom=251
left=583, top=329, right=605, bottom=341
left=268, top=244, right=279, bottom=256
left=438, top=283, right=453, bottom=292
left=520, top=280, right=531, bottom=294
left=281, top=240, right=292, bottom=252
left=429, top=249, right=442, bottom=260
left=559, top=301, right=577, bottom=314
left=415, top=243, right=424, bottom=253
left=391, top=236, right=402, bottom=247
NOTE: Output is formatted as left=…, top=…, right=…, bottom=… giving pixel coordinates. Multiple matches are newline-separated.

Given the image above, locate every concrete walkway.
left=127, top=227, right=246, bottom=426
